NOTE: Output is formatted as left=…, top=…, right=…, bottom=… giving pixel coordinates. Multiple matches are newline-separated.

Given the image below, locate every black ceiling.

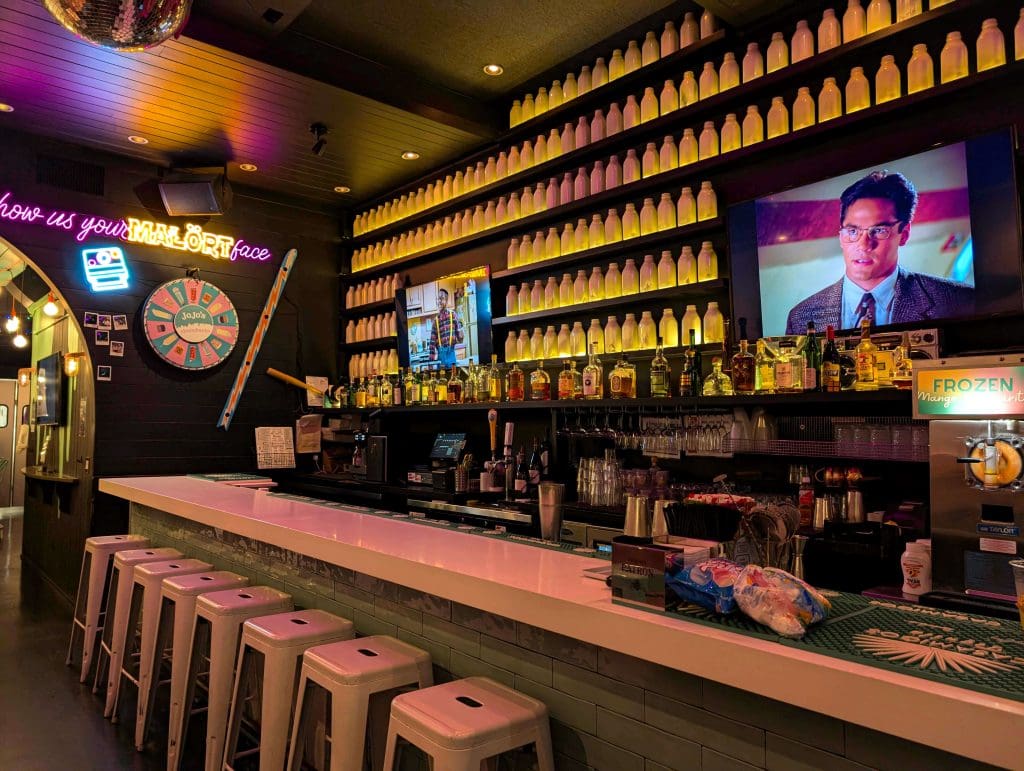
left=0, top=0, right=795, bottom=209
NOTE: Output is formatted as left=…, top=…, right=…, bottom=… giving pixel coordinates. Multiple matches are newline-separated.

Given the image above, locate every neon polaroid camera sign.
left=83, top=247, right=130, bottom=291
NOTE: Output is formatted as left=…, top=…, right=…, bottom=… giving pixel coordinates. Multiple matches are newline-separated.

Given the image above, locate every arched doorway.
left=0, top=236, right=94, bottom=593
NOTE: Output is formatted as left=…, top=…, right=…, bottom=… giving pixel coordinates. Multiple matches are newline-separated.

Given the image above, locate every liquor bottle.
left=650, top=343, right=671, bottom=397
left=610, top=354, right=637, bottom=399
left=775, top=339, right=803, bottom=393
left=679, top=340, right=696, bottom=396
left=854, top=316, right=878, bottom=391
left=420, top=368, right=432, bottom=404
left=755, top=339, right=775, bottom=394
left=557, top=362, right=575, bottom=400
left=381, top=373, right=394, bottom=407
left=529, top=438, right=543, bottom=488
left=803, top=322, right=820, bottom=392
left=530, top=361, right=551, bottom=400
left=821, top=325, right=842, bottom=393
left=732, top=339, right=755, bottom=394
left=463, top=365, right=477, bottom=404
left=702, top=357, right=734, bottom=396
left=892, top=332, right=914, bottom=390
left=582, top=344, right=604, bottom=399
left=569, top=359, right=583, bottom=398
left=515, top=448, right=529, bottom=494
left=488, top=354, right=503, bottom=401
left=405, top=368, right=419, bottom=405
left=366, top=376, right=380, bottom=408
left=354, top=378, right=367, bottom=408
left=435, top=367, right=448, bottom=403
left=506, top=362, right=525, bottom=401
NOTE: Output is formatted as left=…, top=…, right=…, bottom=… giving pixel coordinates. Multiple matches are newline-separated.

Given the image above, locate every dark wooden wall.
left=0, top=128, right=342, bottom=596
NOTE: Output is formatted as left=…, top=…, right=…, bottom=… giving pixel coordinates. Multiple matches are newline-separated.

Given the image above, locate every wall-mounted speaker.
left=158, top=173, right=232, bottom=216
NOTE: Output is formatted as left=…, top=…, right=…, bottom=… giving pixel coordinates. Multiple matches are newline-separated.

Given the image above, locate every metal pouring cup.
left=812, top=498, right=829, bottom=531
left=846, top=490, right=865, bottom=523
left=538, top=482, right=565, bottom=542
left=624, top=495, right=651, bottom=539
left=652, top=499, right=671, bottom=540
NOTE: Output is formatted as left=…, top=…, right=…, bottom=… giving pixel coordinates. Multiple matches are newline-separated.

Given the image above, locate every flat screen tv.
left=396, top=266, right=492, bottom=370
left=729, top=129, right=1022, bottom=339
left=35, top=351, right=64, bottom=426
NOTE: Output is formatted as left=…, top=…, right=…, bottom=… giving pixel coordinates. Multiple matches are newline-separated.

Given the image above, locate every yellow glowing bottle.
left=659, top=136, right=678, bottom=171
left=742, top=43, right=764, bottom=82
left=940, top=31, right=969, bottom=83
left=721, top=112, right=741, bottom=152
left=640, top=87, right=659, bottom=123
left=720, top=52, right=740, bottom=90
left=896, top=0, right=922, bottom=22
left=677, top=187, right=697, bottom=225
left=679, top=71, right=698, bottom=105
left=621, top=204, right=640, bottom=239
left=976, top=18, right=1006, bottom=72
left=605, top=263, right=622, bottom=299
left=660, top=80, right=679, bottom=114
left=791, top=20, right=815, bottom=63
left=742, top=105, right=764, bottom=146
left=907, top=44, right=934, bottom=94
left=843, top=0, right=866, bottom=43
left=657, top=193, right=676, bottom=230
left=699, top=61, right=719, bottom=99
left=875, top=54, right=901, bottom=104
left=866, top=0, right=891, bottom=34
left=792, top=87, right=816, bottom=131
left=767, top=32, right=789, bottom=73
left=696, top=182, right=717, bottom=221
left=846, top=66, right=871, bottom=112
left=818, top=77, right=843, bottom=121
left=766, top=96, right=789, bottom=139
left=698, top=121, right=719, bottom=159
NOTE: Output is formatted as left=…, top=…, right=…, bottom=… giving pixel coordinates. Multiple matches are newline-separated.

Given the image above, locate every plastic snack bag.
left=734, top=565, right=830, bottom=638
left=665, top=556, right=744, bottom=613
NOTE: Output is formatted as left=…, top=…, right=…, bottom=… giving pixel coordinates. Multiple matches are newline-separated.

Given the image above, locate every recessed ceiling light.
left=483, top=64, right=504, bottom=76
left=0, top=103, right=13, bottom=113
left=239, top=163, right=258, bottom=172
left=128, top=135, right=149, bottom=145
left=334, top=185, right=351, bottom=193
left=401, top=151, right=420, bottom=161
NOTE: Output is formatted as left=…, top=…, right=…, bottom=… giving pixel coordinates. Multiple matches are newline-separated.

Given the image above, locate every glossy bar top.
left=100, top=476, right=1022, bottom=767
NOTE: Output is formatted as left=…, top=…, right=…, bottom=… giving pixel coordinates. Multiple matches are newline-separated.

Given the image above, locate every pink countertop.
left=100, top=475, right=1024, bottom=767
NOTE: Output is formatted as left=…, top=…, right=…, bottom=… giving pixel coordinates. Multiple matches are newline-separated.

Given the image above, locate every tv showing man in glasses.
left=783, top=169, right=974, bottom=334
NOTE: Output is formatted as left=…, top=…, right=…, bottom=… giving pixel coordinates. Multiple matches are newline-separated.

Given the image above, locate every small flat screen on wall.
left=396, top=266, right=493, bottom=370
left=35, top=352, right=64, bottom=426
left=728, top=129, right=1022, bottom=340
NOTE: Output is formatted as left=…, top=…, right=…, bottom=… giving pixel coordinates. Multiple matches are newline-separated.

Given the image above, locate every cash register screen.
left=429, top=433, right=466, bottom=461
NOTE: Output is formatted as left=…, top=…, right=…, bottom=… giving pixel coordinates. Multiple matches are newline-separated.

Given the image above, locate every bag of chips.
left=733, top=565, right=831, bottom=638
left=665, top=557, right=744, bottom=614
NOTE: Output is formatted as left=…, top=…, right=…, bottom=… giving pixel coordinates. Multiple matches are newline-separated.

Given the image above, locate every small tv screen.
left=35, top=352, right=64, bottom=426
left=397, top=266, right=492, bottom=370
left=729, top=129, right=1022, bottom=339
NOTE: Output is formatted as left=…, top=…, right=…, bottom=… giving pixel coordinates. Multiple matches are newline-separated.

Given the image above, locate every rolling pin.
left=266, top=367, right=325, bottom=396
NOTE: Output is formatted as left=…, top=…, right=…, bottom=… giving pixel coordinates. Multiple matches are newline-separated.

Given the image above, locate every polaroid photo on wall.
left=109, top=340, right=124, bottom=357
left=83, top=312, right=98, bottom=328
left=97, top=365, right=112, bottom=382
left=95, top=329, right=110, bottom=346
left=112, top=314, right=128, bottom=331
left=97, top=314, right=112, bottom=330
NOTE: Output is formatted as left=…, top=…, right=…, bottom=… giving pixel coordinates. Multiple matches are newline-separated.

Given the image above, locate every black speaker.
left=158, top=174, right=232, bottom=216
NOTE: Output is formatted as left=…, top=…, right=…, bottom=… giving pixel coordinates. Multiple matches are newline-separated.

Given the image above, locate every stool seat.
left=135, top=558, right=213, bottom=583
left=391, top=676, right=547, bottom=751
left=197, top=586, right=293, bottom=618
left=163, top=570, right=250, bottom=599
left=90, top=534, right=151, bottom=548
left=243, top=609, right=354, bottom=647
left=303, top=635, right=431, bottom=686
left=115, top=547, right=184, bottom=567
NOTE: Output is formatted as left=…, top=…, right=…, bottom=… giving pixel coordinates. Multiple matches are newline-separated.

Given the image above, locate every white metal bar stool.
left=223, top=609, right=355, bottom=771
left=138, top=570, right=250, bottom=753
left=381, top=676, right=555, bottom=771
left=67, top=534, right=149, bottom=683
left=109, top=558, right=213, bottom=724
left=93, top=547, right=183, bottom=703
left=170, top=586, right=293, bottom=771
left=286, top=635, right=433, bottom=771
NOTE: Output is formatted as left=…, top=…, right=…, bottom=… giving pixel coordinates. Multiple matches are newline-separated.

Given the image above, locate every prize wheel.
left=143, top=277, right=239, bottom=369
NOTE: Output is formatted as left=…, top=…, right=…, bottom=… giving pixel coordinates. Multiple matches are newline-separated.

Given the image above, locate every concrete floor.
left=0, top=510, right=163, bottom=771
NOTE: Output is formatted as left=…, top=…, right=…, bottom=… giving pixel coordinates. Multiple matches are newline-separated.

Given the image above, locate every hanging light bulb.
left=13, top=332, right=28, bottom=348
left=4, top=313, right=19, bottom=333
left=43, top=294, right=59, bottom=317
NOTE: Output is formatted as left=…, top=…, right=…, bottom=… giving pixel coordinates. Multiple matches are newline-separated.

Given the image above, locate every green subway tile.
left=313, top=596, right=355, bottom=624
left=701, top=747, right=762, bottom=771
left=451, top=602, right=517, bottom=643
left=480, top=635, right=552, bottom=686
left=518, top=623, right=598, bottom=670
left=514, top=676, right=597, bottom=734
left=352, top=609, right=397, bottom=639
left=447, top=650, right=515, bottom=688
left=595, top=707, right=700, bottom=771
left=283, top=581, right=318, bottom=610
left=550, top=720, right=643, bottom=771
left=597, top=648, right=701, bottom=706
left=553, top=661, right=643, bottom=720
left=333, top=582, right=376, bottom=616
left=422, top=614, right=481, bottom=656
left=766, top=734, right=870, bottom=771
left=844, top=724, right=1000, bottom=771
left=375, top=597, right=423, bottom=634
left=645, top=691, right=764, bottom=767
left=396, top=628, right=451, bottom=671
left=395, top=586, right=451, bottom=619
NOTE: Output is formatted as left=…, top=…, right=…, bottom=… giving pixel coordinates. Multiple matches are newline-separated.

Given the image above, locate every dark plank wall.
left=0, top=128, right=342, bottom=595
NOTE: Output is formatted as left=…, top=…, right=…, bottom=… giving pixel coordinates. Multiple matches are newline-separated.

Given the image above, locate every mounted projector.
left=158, top=171, right=233, bottom=217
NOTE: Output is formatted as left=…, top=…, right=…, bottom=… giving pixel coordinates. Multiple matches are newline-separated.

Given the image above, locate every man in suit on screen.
left=785, top=171, right=974, bottom=334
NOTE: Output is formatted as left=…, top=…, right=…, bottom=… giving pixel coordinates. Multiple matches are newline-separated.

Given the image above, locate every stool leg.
left=167, top=603, right=194, bottom=767
left=330, top=690, right=370, bottom=771
left=253, top=650, right=298, bottom=771
left=80, top=551, right=111, bottom=683
left=287, top=673, right=323, bottom=771
left=204, top=622, right=242, bottom=771
left=136, top=597, right=175, bottom=750
left=92, top=567, right=122, bottom=695
left=381, top=721, right=400, bottom=771
left=223, top=643, right=258, bottom=771
left=66, top=550, right=89, bottom=669
left=133, top=588, right=166, bottom=741
left=170, top=616, right=210, bottom=771
left=535, top=721, right=555, bottom=771
left=107, top=582, right=144, bottom=720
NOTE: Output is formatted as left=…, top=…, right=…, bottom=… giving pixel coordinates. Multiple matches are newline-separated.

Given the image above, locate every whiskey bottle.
left=488, top=354, right=502, bottom=401
left=821, top=325, right=841, bottom=393
left=755, top=339, right=775, bottom=394
left=854, top=317, right=878, bottom=391
left=650, top=343, right=671, bottom=397
left=506, top=362, right=525, bottom=401
left=732, top=339, right=755, bottom=394
left=892, top=332, right=913, bottom=390
left=702, top=357, right=734, bottom=396
left=530, top=361, right=552, bottom=400
left=381, top=374, right=394, bottom=407
left=610, top=354, right=637, bottom=398
left=393, top=369, right=403, bottom=406
left=774, top=339, right=803, bottom=393
left=447, top=366, right=463, bottom=404
left=557, top=361, right=575, bottom=400
left=354, top=378, right=367, bottom=408
left=582, top=343, right=604, bottom=399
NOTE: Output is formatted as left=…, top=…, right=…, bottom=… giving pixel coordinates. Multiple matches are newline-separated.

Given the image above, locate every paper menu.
left=255, top=426, right=295, bottom=469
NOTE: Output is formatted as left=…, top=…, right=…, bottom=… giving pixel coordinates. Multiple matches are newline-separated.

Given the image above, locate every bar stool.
left=223, top=610, right=355, bottom=771
left=286, top=635, right=433, bottom=771
left=137, top=570, right=250, bottom=753
left=93, top=547, right=183, bottom=702
left=169, top=586, right=293, bottom=771
left=108, top=558, right=212, bottom=723
left=382, top=677, right=555, bottom=771
left=67, top=534, right=149, bottom=683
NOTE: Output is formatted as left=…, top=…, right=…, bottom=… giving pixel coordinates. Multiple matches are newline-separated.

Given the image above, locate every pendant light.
left=43, top=293, right=59, bottom=317
left=4, top=290, right=19, bottom=333
left=12, top=332, right=27, bottom=348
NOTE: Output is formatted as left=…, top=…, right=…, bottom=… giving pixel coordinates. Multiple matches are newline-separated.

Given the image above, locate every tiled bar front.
left=129, top=503, right=997, bottom=771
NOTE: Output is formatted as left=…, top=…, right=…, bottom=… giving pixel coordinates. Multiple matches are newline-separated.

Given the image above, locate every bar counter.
left=99, top=476, right=1022, bottom=769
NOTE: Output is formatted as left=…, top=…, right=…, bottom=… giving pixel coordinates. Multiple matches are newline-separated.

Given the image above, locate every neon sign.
left=83, top=247, right=131, bottom=291
left=124, top=218, right=271, bottom=262
left=0, top=191, right=273, bottom=262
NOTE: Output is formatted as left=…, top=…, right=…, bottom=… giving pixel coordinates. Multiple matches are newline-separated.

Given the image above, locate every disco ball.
left=43, top=0, right=193, bottom=52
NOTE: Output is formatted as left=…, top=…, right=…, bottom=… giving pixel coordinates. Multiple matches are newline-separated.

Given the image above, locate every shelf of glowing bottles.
left=505, top=184, right=716, bottom=270
left=351, top=6, right=1020, bottom=271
